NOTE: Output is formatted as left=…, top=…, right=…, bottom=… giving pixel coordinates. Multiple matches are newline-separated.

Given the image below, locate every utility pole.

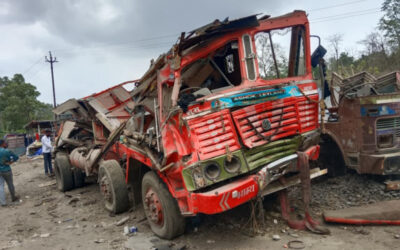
left=45, top=51, right=58, bottom=109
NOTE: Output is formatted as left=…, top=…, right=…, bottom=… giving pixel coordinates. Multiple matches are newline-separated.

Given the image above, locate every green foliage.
left=325, top=0, right=400, bottom=78
left=0, top=74, right=53, bottom=136
left=379, top=0, right=400, bottom=49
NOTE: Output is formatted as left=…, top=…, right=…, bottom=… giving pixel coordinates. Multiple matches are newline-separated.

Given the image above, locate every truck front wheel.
left=73, top=168, right=85, bottom=188
left=141, top=171, right=185, bottom=239
left=98, top=160, right=129, bottom=214
left=54, top=153, right=75, bottom=192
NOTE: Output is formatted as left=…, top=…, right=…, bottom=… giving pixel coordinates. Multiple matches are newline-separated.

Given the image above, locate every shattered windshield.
left=255, top=26, right=306, bottom=80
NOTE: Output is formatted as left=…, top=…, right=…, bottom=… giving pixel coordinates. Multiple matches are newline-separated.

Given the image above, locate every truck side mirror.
left=311, top=45, right=327, bottom=68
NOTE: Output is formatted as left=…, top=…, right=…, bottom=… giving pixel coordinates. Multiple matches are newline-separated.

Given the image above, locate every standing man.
left=0, top=139, right=19, bottom=207
left=41, top=129, right=54, bottom=176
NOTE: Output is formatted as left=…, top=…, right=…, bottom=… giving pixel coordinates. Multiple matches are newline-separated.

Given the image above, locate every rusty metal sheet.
left=385, top=180, right=400, bottom=191
left=324, top=200, right=400, bottom=225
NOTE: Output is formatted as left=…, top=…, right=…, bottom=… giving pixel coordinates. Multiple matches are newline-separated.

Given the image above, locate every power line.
left=307, top=0, right=367, bottom=12
left=311, top=8, right=381, bottom=21
left=55, top=41, right=174, bottom=57
left=311, top=10, right=382, bottom=23
left=28, top=64, right=47, bottom=82
left=53, top=33, right=179, bottom=54
left=22, top=57, right=43, bottom=75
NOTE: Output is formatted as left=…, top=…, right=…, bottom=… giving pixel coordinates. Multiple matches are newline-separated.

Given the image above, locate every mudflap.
left=278, top=151, right=330, bottom=234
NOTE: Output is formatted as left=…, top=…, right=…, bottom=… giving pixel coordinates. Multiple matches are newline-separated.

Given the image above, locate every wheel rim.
left=144, top=188, right=164, bottom=226
left=100, top=176, right=113, bottom=205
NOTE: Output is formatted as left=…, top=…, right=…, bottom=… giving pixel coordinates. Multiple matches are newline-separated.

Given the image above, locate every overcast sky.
left=0, top=0, right=383, bottom=105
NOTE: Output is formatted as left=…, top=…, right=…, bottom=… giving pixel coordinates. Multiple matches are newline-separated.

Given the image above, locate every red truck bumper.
left=190, top=145, right=324, bottom=215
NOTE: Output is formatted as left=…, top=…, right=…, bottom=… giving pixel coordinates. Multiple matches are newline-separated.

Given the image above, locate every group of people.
left=0, top=129, right=53, bottom=207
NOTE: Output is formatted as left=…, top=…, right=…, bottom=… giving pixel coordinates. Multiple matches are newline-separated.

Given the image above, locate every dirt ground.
left=0, top=157, right=399, bottom=250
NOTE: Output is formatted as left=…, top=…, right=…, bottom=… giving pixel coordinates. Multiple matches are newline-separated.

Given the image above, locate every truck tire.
left=141, top=171, right=185, bottom=239
left=98, top=160, right=129, bottom=214
left=73, top=168, right=85, bottom=188
left=319, top=137, right=347, bottom=177
left=54, top=153, right=75, bottom=192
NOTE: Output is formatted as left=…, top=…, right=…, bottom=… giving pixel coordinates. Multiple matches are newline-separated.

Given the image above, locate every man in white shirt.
left=41, top=129, right=54, bottom=177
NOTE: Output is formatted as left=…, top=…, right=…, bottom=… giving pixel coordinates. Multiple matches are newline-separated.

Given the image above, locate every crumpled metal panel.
left=232, top=97, right=298, bottom=148
left=232, top=95, right=318, bottom=148
left=244, top=136, right=300, bottom=170
left=85, top=84, right=135, bottom=132
left=188, top=109, right=240, bottom=160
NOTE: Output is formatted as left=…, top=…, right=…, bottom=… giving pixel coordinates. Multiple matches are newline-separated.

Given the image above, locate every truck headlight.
left=377, top=134, right=394, bottom=148
left=203, top=162, right=221, bottom=180
left=223, top=156, right=241, bottom=174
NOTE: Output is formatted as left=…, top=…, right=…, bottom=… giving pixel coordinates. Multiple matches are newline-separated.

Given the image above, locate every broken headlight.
left=377, top=134, right=394, bottom=148
left=203, top=162, right=221, bottom=180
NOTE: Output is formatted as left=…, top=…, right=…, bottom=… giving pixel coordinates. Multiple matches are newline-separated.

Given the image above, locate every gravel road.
left=0, top=158, right=399, bottom=250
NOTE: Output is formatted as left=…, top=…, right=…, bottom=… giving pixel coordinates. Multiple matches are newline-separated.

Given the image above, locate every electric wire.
left=307, top=0, right=367, bottom=12
left=311, top=10, right=382, bottom=23
left=22, top=57, right=43, bottom=75
left=311, top=8, right=381, bottom=22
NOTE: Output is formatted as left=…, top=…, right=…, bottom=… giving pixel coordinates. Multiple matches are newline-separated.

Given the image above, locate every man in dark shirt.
left=0, top=139, right=19, bottom=206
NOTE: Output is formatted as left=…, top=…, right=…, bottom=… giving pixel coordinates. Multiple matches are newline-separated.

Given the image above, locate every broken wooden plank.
left=38, top=180, right=57, bottom=188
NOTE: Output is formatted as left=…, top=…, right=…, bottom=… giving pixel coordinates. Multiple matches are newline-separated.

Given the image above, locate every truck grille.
left=188, top=109, right=241, bottom=160
left=232, top=95, right=318, bottom=148
left=244, top=137, right=300, bottom=170
left=297, top=96, right=319, bottom=133
left=376, top=117, right=400, bottom=137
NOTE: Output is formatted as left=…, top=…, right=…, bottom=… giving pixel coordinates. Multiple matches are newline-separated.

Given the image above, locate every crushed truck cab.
left=54, top=10, right=326, bottom=239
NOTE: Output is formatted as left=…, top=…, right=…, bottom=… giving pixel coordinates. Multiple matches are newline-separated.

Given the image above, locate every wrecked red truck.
left=53, top=11, right=327, bottom=239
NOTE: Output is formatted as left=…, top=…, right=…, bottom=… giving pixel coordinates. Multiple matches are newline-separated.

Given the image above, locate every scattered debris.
left=354, top=228, right=370, bottom=235
left=94, top=239, right=106, bottom=244
left=47, top=204, right=57, bottom=211
left=123, top=226, right=138, bottom=235
left=68, top=197, right=80, bottom=205
left=287, top=240, right=305, bottom=249
left=82, top=199, right=97, bottom=206
left=38, top=180, right=57, bottom=188
left=42, top=197, right=56, bottom=203
left=272, top=234, right=281, bottom=241
left=40, top=233, right=50, bottom=238
left=386, top=180, right=400, bottom=191
left=33, top=200, right=43, bottom=207
left=115, top=216, right=130, bottom=226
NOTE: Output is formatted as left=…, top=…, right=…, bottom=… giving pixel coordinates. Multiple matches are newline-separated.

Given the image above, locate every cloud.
left=0, top=0, right=286, bottom=47
left=0, top=0, right=384, bottom=104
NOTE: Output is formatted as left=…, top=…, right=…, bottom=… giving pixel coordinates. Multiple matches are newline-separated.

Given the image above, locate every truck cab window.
left=180, top=40, right=241, bottom=95
left=255, top=26, right=306, bottom=80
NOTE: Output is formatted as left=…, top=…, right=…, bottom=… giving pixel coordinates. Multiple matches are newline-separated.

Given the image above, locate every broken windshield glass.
left=255, top=26, right=306, bottom=80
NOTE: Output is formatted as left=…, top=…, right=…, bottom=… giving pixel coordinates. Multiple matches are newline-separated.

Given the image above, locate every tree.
left=379, top=0, right=400, bottom=50
left=0, top=74, right=53, bottom=135
left=327, top=34, right=343, bottom=72
left=360, top=32, right=387, bottom=55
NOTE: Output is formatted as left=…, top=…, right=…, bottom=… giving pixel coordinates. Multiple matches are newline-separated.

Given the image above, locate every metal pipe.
left=154, top=98, right=160, bottom=152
